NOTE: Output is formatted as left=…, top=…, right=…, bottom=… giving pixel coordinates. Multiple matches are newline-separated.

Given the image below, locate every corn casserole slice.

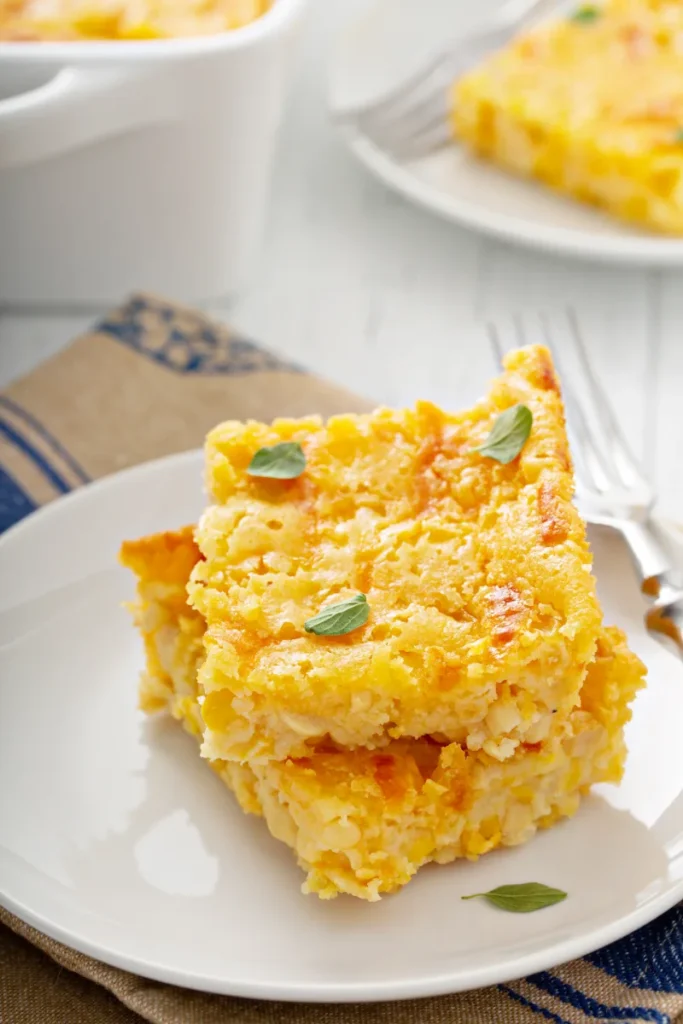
left=121, top=527, right=645, bottom=901
left=188, top=346, right=603, bottom=765
left=453, top=0, right=683, bottom=234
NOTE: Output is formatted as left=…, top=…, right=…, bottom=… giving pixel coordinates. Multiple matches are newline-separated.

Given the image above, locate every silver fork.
left=488, top=310, right=683, bottom=655
left=332, top=0, right=561, bottom=161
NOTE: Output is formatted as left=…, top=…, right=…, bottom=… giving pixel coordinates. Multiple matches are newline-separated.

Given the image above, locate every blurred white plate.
left=1, top=450, right=683, bottom=1001
left=329, top=0, right=683, bottom=265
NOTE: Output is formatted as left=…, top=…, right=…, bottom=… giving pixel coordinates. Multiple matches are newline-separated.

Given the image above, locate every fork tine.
left=513, top=313, right=527, bottom=351
left=486, top=322, right=505, bottom=367
left=386, top=119, right=452, bottom=160
left=334, top=0, right=559, bottom=126
left=357, top=76, right=452, bottom=148
left=334, top=0, right=563, bottom=158
left=538, top=313, right=617, bottom=495
left=358, top=106, right=449, bottom=159
left=565, top=308, right=646, bottom=488
left=336, top=51, right=455, bottom=128
left=488, top=314, right=601, bottom=494
left=487, top=312, right=654, bottom=515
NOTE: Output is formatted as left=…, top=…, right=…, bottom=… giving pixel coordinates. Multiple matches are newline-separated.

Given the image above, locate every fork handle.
left=646, top=582, right=683, bottom=653
left=593, top=515, right=680, bottom=596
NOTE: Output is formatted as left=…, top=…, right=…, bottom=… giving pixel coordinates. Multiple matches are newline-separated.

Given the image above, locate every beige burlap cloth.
left=1, top=295, right=681, bottom=1024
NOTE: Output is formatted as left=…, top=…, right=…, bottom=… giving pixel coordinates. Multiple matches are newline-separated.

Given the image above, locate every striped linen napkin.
left=1, top=294, right=682, bottom=1024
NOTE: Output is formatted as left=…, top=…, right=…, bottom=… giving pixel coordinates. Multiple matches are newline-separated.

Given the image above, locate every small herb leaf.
left=673, top=129, right=683, bottom=144
left=570, top=4, right=600, bottom=22
left=304, top=594, right=369, bottom=637
left=462, top=883, right=567, bottom=913
left=247, top=442, right=306, bottom=479
left=474, top=404, right=533, bottom=464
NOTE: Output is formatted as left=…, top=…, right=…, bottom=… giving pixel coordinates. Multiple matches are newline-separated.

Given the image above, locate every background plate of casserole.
left=1, top=448, right=683, bottom=1002
left=329, top=0, right=683, bottom=265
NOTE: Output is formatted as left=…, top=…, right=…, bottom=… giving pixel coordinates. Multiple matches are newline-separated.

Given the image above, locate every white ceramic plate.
left=2, top=449, right=683, bottom=1002
left=329, top=0, right=683, bottom=266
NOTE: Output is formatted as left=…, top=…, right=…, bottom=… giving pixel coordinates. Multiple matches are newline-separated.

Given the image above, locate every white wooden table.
left=1, top=0, right=682, bottom=516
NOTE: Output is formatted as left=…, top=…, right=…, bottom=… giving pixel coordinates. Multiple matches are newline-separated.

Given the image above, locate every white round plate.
left=2, top=449, right=683, bottom=1002
left=329, top=0, right=683, bottom=265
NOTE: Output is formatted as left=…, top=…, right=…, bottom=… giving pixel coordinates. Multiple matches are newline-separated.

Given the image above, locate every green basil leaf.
left=473, top=404, right=533, bottom=464
left=673, top=129, right=683, bottom=145
left=570, top=4, right=600, bottom=21
left=247, top=442, right=306, bottom=479
left=304, top=594, right=369, bottom=637
left=462, top=882, right=567, bottom=913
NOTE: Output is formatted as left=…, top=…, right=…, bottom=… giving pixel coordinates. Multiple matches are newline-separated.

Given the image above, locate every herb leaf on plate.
left=462, top=882, right=567, bottom=913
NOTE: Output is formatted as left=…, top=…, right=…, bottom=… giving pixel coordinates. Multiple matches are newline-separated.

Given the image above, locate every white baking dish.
left=0, top=0, right=306, bottom=306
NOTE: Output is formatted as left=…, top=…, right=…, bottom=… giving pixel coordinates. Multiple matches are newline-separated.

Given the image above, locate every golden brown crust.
left=537, top=479, right=571, bottom=545
left=119, top=526, right=200, bottom=584
left=486, top=584, right=528, bottom=645
left=119, top=527, right=205, bottom=713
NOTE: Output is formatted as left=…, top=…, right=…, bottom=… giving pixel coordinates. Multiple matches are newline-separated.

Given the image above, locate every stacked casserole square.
left=121, top=345, right=645, bottom=900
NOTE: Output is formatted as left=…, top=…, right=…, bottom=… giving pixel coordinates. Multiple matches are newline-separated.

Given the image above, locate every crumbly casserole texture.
left=121, top=345, right=646, bottom=900
left=121, top=525, right=645, bottom=901
left=0, top=0, right=269, bottom=40
left=453, top=0, right=683, bottom=234
left=189, top=346, right=602, bottom=765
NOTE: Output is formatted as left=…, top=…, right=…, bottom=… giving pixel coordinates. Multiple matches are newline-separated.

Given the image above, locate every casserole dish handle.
left=0, top=66, right=179, bottom=171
